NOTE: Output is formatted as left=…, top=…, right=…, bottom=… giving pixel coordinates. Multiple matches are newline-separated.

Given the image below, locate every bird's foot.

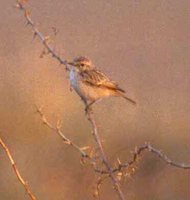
left=85, top=104, right=93, bottom=115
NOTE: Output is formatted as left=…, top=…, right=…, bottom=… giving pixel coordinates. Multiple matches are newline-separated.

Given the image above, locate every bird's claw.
left=85, top=105, right=93, bottom=115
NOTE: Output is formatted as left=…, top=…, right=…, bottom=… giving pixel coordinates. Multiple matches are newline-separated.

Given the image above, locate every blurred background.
left=0, top=0, right=190, bottom=199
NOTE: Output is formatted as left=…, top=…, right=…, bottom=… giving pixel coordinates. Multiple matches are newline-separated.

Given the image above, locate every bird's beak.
left=67, top=61, right=75, bottom=66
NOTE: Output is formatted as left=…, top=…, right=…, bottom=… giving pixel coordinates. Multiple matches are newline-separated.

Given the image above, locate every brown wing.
left=80, top=69, right=125, bottom=92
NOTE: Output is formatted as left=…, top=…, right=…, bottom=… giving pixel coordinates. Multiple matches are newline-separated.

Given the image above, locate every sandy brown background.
left=0, top=0, right=190, bottom=199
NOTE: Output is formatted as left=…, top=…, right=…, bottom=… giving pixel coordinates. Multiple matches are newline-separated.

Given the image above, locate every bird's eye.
left=81, top=64, right=84, bottom=67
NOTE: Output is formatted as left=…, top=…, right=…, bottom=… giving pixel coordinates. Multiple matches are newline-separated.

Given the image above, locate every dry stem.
left=36, top=104, right=126, bottom=199
left=0, top=136, right=37, bottom=200
left=86, top=110, right=126, bottom=200
left=15, top=0, right=68, bottom=69
left=96, top=143, right=190, bottom=174
left=35, top=105, right=90, bottom=159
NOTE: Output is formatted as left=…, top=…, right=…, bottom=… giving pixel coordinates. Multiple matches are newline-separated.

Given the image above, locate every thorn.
left=117, top=158, right=121, bottom=165
left=89, top=148, right=94, bottom=159
left=44, top=36, right=51, bottom=43
left=56, top=120, right=62, bottom=130
left=35, top=104, right=44, bottom=114
left=42, top=116, right=47, bottom=124
left=80, top=146, right=90, bottom=151
left=24, top=9, right=31, bottom=18
left=52, top=27, right=58, bottom=35
left=39, top=49, right=47, bottom=58
left=64, top=140, right=71, bottom=145
left=117, top=172, right=123, bottom=181
left=25, top=21, right=31, bottom=26
left=16, top=1, right=23, bottom=8
left=14, top=3, right=21, bottom=9
left=33, top=32, right=37, bottom=40
left=80, top=157, right=86, bottom=165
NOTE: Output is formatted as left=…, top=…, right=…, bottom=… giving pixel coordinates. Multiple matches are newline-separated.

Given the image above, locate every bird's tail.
left=117, top=90, right=136, bottom=105
left=114, top=87, right=137, bottom=105
left=122, top=95, right=137, bottom=105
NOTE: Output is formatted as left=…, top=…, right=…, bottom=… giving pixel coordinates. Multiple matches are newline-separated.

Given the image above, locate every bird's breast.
left=69, top=68, right=78, bottom=88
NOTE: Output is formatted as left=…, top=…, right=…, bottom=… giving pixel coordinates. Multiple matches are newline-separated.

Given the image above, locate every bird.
left=68, top=56, right=136, bottom=112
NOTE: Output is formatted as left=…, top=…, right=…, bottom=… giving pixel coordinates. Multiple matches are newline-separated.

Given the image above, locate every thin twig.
left=15, top=0, right=68, bottom=70
left=93, top=175, right=109, bottom=199
left=0, top=136, right=37, bottom=200
left=86, top=110, right=126, bottom=200
left=96, top=143, right=190, bottom=174
left=35, top=106, right=117, bottom=175
left=35, top=105, right=90, bottom=159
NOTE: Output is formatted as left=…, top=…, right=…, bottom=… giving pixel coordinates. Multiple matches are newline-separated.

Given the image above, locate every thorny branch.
left=15, top=0, right=68, bottom=70
left=0, top=136, right=37, bottom=200
left=86, top=109, right=126, bottom=200
left=14, top=1, right=190, bottom=200
left=93, top=175, right=109, bottom=199
left=96, top=143, right=190, bottom=175
left=35, top=105, right=90, bottom=159
left=35, top=105, right=119, bottom=198
left=36, top=106, right=190, bottom=197
left=35, top=106, right=117, bottom=173
left=35, top=104, right=126, bottom=199
left=14, top=0, right=127, bottom=196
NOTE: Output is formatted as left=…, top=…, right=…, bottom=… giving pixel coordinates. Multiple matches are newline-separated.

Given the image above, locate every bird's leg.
left=79, top=97, right=89, bottom=113
left=85, top=100, right=96, bottom=114
left=88, top=100, right=96, bottom=108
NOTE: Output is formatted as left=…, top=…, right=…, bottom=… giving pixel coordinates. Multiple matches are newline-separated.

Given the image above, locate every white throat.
left=69, top=67, right=79, bottom=91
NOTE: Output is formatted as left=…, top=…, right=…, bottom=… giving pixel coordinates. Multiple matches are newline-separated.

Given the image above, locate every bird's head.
left=68, top=56, right=94, bottom=71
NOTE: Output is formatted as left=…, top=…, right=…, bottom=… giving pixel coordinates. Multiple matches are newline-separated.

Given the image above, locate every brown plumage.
left=68, top=56, right=136, bottom=107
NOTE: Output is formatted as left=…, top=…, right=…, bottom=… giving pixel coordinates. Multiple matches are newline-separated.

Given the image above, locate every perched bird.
left=68, top=56, right=136, bottom=111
